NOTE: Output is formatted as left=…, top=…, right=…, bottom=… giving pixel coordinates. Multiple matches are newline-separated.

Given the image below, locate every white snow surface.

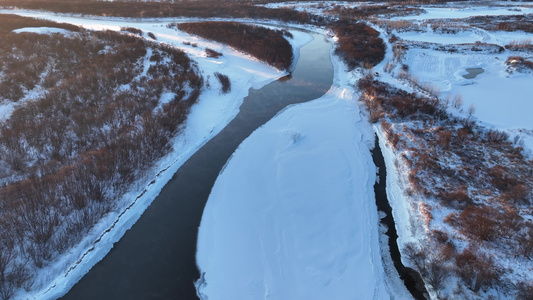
left=378, top=5, right=533, bottom=158
left=12, top=26, right=73, bottom=34
left=195, top=39, right=409, bottom=299
left=0, top=10, right=315, bottom=300
left=394, top=5, right=533, bottom=20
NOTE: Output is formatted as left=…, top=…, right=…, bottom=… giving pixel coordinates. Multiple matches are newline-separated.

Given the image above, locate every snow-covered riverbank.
left=366, top=3, right=533, bottom=298
left=0, top=10, right=314, bottom=299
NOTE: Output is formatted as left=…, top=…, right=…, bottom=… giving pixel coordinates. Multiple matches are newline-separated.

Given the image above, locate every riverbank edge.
left=14, top=19, right=313, bottom=300
left=374, top=125, right=432, bottom=297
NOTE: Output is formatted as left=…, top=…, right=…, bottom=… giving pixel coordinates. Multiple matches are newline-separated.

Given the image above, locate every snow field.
left=377, top=7, right=533, bottom=158
left=394, top=30, right=533, bottom=127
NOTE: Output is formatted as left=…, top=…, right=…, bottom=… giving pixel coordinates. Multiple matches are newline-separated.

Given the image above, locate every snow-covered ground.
left=0, top=10, right=315, bottom=300
left=368, top=3, right=533, bottom=298
left=196, top=41, right=411, bottom=300
left=3, top=2, right=532, bottom=299
left=378, top=7, right=533, bottom=158
left=393, top=4, right=533, bottom=21
left=12, top=26, right=73, bottom=34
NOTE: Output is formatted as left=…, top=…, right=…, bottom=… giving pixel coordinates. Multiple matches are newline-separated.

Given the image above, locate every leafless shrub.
left=393, top=40, right=407, bottom=63
left=455, top=247, right=501, bottom=292
left=457, top=205, right=499, bottom=241
left=518, top=223, right=533, bottom=259
left=419, top=202, right=432, bottom=226
left=440, top=242, right=456, bottom=261
left=121, top=26, right=143, bottom=36
left=431, top=230, right=449, bottom=244
left=403, top=242, right=451, bottom=292
left=439, top=187, right=473, bottom=208
left=452, top=94, right=463, bottom=109
left=205, top=48, right=222, bottom=58
left=505, top=183, right=529, bottom=204
left=214, top=72, right=231, bottom=94
left=331, top=22, right=385, bottom=70
left=489, top=164, right=522, bottom=193
left=505, top=39, right=533, bottom=51
left=437, top=130, right=452, bottom=148
left=404, top=242, right=429, bottom=272
left=506, top=56, right=533, bottom=72
left=517, top=281, right=533, bottom=300
left=486, top=129, right=509, bottom=143
left=371, top=19, right=423, bottom=33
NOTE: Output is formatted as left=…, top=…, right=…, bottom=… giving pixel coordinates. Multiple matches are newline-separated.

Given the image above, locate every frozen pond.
left=462, top=67, right=484, bottom=79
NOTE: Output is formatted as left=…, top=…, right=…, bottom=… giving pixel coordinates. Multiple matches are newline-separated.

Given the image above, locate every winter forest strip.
left=176, top=21, right=294, bottom=71
left=0, top=14, right=203, bottom=299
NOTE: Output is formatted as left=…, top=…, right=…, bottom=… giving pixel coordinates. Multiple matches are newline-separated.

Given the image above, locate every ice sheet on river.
left=196, top=84, right=392, bottom=299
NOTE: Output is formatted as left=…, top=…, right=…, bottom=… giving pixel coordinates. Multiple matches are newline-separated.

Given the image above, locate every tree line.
left=0, top=0, right=311, bottom=23
left=176, top=21, right=294, bottom=71
left=0, top=15, right=203, bottom=299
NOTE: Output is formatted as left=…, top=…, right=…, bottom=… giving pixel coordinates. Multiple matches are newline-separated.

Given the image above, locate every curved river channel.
left=61, top=31, right=334, bottom=299
left=61, top=29, right=428, bottom=300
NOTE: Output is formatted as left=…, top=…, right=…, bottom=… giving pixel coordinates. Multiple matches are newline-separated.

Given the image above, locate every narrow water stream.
left=61, top=32, right=333, bottom=300
left=371, top=136, right=429, bottom=300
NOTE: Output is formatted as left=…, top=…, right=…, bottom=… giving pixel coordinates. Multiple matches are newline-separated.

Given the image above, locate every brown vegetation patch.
left=455, top=247, right=502, bottom=292
left=468, top=14, right=533, bottom=33
left=331, top=22, right=385, bottom=70
left=504, top=39, right=533, bottom=51
left=176, top=21, right=293, bottom=70
left=205, top=48, right=222, bottom=58
left=214, top=72, right=231, bottom=94
left=0, top=0, right=312, bottom=23
left=0, top=13, right=79, bottom=34
left=506, top=55, right=533, bottom=72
